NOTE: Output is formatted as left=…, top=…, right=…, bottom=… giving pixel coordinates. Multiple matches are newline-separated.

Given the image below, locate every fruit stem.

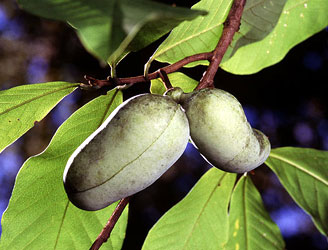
left=158, top=69, right=173, bottom=90
left=90, top=197, right=130, bottom=250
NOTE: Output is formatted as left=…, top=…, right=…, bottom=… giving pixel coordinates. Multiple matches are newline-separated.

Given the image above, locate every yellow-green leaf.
left=142, top=168, right=236, bottom=250
left=0, top=89, right=127, bottom=250
left=150, top=72, right=198, bottom=95
left=0, top=82, right=78, bottom=154
left=225, top=175, right=285, bottom=250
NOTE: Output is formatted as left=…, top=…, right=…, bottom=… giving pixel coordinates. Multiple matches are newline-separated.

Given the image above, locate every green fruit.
left=63, top=94, right=189, bottom=211
left=166, top=87, right=270, bottom=173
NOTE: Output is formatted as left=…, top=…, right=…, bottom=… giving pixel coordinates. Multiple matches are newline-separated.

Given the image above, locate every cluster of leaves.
left=0, top=0, right=327, bottom=249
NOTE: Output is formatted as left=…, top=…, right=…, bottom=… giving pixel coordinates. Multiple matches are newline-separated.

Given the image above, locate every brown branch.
left=196, top=0, right=246, bottom=90
left=84, top=52, right=212, bottom=88
left=83, top=0, right=246, bottom=91
left=90, top=197, right=130, bottom=250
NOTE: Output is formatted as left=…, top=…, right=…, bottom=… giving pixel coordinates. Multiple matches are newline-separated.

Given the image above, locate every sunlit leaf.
left=266, top=147, right=328, bottom=236
left=0, top=89, right=127, bottom=250
left=0, top=82, right=78, bottom=154
left=147, top=0, right=328, bottom=75
left=18, top=0, right=206, bottom=66
left=225, top=175, right=285, bottom=250
left=145, top=0, right=286, bottom=71
left=221, top=0, right=328, bottom=74
left=145, top=0, right=233, bottom=72
left=142, top=168, right=236, bottom=250
left=150, top=72, right=198, bottom=95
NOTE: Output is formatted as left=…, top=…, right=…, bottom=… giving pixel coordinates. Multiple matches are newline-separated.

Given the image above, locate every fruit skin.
left=63, top=94, right=189, bottom=211
left=166, top=87, right=270, bottom=173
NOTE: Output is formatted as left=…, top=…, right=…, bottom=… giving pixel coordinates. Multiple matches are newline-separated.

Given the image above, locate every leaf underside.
left=17, top=0, right=206, bottom=66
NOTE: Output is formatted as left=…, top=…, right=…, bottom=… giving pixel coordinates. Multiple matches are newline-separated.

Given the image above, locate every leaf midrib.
left=0, top=84, right=79, bottom=116
left=54, top=201, right=70, bottom=249
left=269, top=152, right=328, bottom=186
left=181, top=172, right=228, bottom=250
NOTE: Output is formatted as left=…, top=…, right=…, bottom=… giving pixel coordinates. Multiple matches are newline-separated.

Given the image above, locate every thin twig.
left=197, top=0, right=246, bottom=90
left=84, top=52, right=212, bottom=88
left=90, top=197, right=130, bottom=250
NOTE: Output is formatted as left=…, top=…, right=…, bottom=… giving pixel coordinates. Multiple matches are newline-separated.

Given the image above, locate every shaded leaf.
left=150, top=72, right=198, bottom=95
left=0, top=89, right=127, bottom=250
left=225, top=175, right=285, bottom=250
left=0, top=82, right=78, bottom=154
left=221, top=0, right=328, bottom=74
left=145, top=0, right=233, bottom=72
left=18, top=0, right=206, bottom=65
left=142, top=168, right=236, bottom=250
left=266, top=147, right=328, bottom=236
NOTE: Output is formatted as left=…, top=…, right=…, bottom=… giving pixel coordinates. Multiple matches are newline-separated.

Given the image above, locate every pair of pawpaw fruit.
left=63, top=87, right=270, bottom=211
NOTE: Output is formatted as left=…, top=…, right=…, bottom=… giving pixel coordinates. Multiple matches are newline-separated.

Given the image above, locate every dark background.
left=0, top=0, right=327, bottom=249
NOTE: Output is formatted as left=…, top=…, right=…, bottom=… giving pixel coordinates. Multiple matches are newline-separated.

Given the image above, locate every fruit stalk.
left=90, top=197, right=130, bottom=250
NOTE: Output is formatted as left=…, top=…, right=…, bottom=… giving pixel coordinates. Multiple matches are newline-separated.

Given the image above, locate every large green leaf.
left=145, top=0, right=233, bottom=72
left=0, top=82, right=78, bottom=154
left=0, top=89, right=127, bottom=250
left=142, top=168, right=236, bottom=250
left=266, top=147, right=328, bottom=236
left=221, top=0, right=328, bottom=74
left=145, top=0, right=286, bottom=71
left=150, top=72, right=198, bottom=95
left=225, top=175, right=285, bottom=250
left=147, top=0, right=328, bottom=75
left=18, top=0, right=206, bottom=66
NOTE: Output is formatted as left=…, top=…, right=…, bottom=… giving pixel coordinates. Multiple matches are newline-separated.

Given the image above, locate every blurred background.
left=0, top=0, right=327, bottom=249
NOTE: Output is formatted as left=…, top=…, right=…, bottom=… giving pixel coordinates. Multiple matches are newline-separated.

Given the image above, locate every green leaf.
left=145, top=0, right=233, bottom=72
left=225, top=175, right=285, bottom=250
left=0, top=82, right=78, bottom=154
left=150, top=72, right=198, bottom=95
left=0, top=89, right=126, bottom=250
left=18, top=0, right=206, bottom=66
left=221, top=0, right=328, bottom=74
left=142, top=168, right=236, bottom=250
left=266, top=147, right=328, bottom=236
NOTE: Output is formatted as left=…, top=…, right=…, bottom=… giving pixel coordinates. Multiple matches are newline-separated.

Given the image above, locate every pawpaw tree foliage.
left=0, top=0, right=327, bottom=249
